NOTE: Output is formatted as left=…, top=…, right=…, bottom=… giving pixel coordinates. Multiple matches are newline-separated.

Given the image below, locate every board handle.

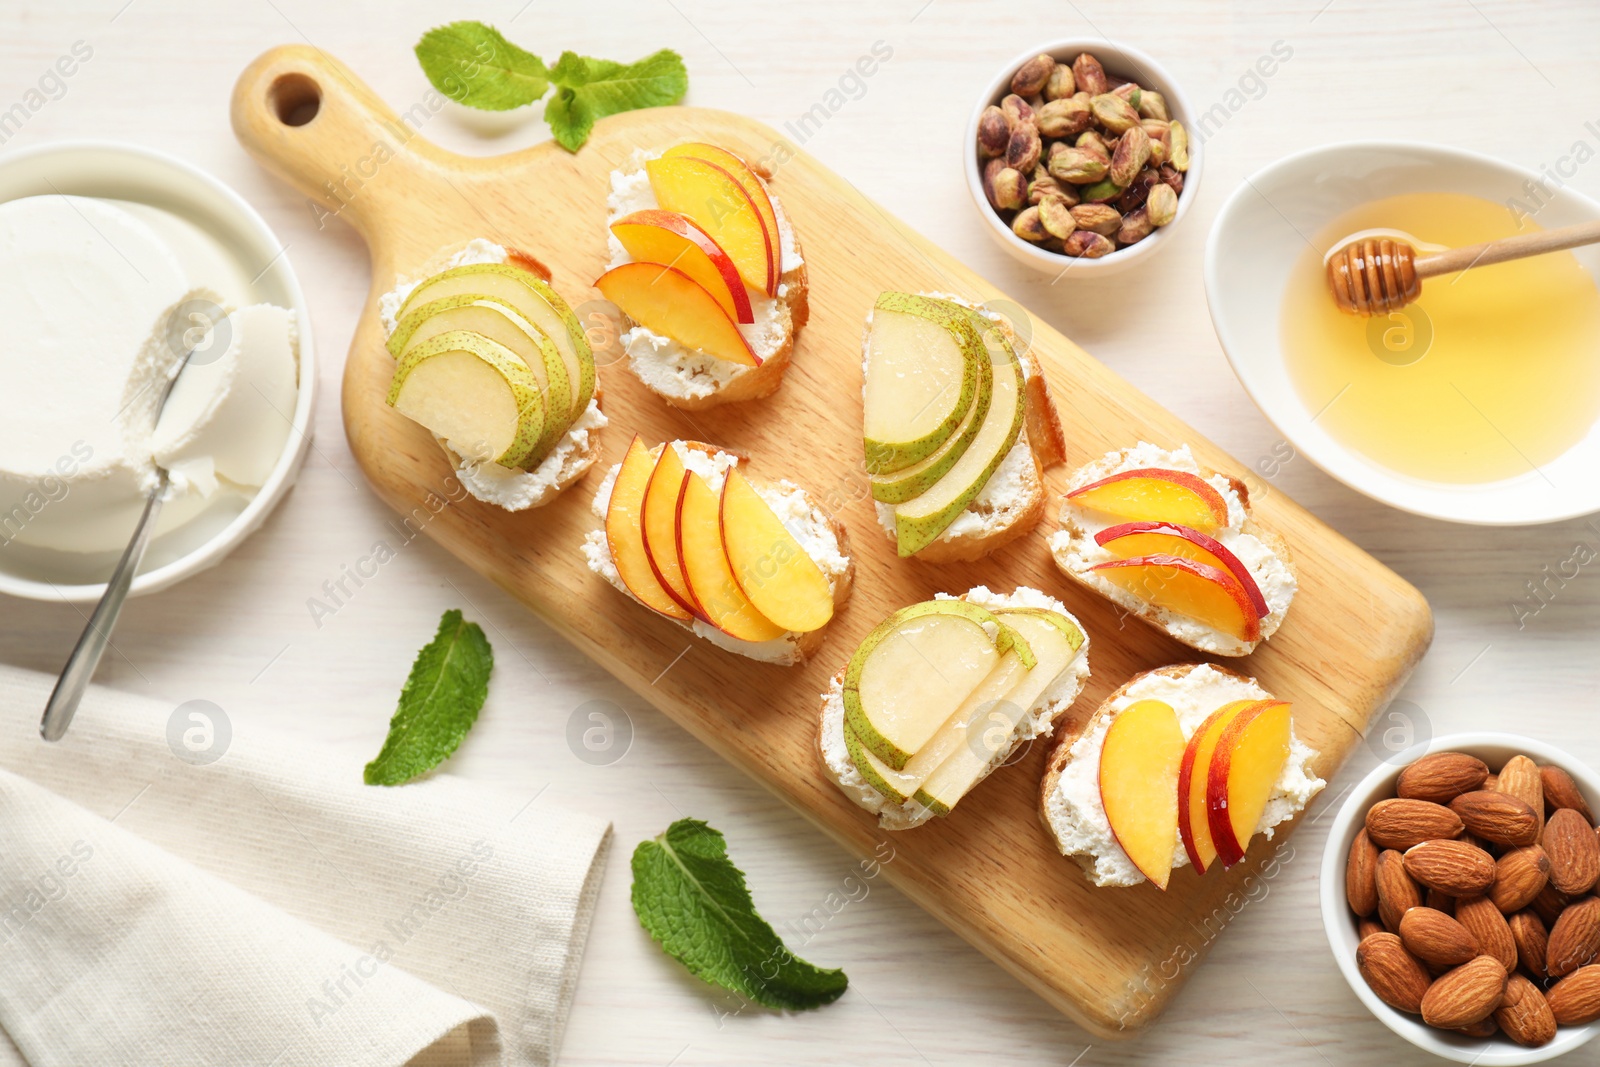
left=231, top=45, right=450, bottom=241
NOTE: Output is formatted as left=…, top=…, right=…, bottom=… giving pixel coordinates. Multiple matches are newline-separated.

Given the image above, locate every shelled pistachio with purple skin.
left=976, top=50, right=1188, bottom=259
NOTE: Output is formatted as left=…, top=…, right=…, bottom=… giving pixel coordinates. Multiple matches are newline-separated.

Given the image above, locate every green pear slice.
left=844, top=721, right=918, bottom=804
left=395, top=263, right=594, bottom=418
left=862, top=292, right=985, bottom=474
left=389, top=294, right=571, bottom=461
left=869, top=353, right=992, bottom=504
left=912, top=610, right=1086, bottom=816
left=892, top=304, right=1026, bottom=557
left=843, top=600, right=1034, bottom=770
left=387, top=330, right=545, bottom=469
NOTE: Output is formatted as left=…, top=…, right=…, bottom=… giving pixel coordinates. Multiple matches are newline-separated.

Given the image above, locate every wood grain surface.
left=230, top=44, right=1431, bottom=1038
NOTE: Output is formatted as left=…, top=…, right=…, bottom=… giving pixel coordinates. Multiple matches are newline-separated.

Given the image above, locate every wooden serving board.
left=232, top=46, right=1432, bottom=1037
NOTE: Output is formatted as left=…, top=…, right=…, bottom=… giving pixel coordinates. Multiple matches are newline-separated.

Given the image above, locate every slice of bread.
left=606, top=152, right=808, bottom=410
left=1038, top=662, right=1324, bottom=888
left=581, top=441, right=853, bottom=666
left=1048, top=443, right=1297, bottom=657
left=869, top=308, right=1067, bottom=563
left=817, top=586, right=1090, bottom=830
left=376, top=239, right=605, bottom=512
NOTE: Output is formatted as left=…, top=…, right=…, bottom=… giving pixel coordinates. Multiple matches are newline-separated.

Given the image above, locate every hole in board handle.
left=270, top=73, right=321, bottom=127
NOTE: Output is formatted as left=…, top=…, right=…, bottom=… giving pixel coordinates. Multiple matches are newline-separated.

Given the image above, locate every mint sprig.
left=544, top=49, right=688, bottom=152
left=416, top=22, right=549, bottom=110
left=412, top=22, right=688, bottom=150
left=631, top=819, right=849, bottom=1010
left=364, top=609, right=494, bottom=786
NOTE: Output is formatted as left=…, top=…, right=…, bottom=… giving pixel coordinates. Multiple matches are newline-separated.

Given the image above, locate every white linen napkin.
left=0, top=665, right=611, bottom=1067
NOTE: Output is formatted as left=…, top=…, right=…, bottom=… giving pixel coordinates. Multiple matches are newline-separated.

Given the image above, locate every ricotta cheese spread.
left=1048, top=442, right=1298, bottom=655
left=1042, top=664, right=1324, bottom=887
left=605, top=149, right=801, bottom=401
left=376, top=239, right=606, bottom=511
left=581, top=442, right=848, bottom=665
left=0, top=195, right=299, bottom=554
left=819, top=586, right=1091, bottom=831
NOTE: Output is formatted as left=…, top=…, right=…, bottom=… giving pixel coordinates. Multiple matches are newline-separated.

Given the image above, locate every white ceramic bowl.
left=0, top=141, right=316, bottom=602
left=1206, top=141, right=1600, bottom=525
left=1320, top=732, right=1600, bottom=1064
left=964, top=38, right=1203, bottom=277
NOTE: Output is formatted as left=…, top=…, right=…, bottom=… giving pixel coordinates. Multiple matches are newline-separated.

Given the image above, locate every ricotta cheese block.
left=1041, top=663, right=1324, bottom=888
left=0, top=195, right=299, bottom=554
left=1048, top=443, right=1297, bottom=656
left=819, top=586, right=1091, bottom=831
left=605, top=149, right=802, bottom=402
left=580, top=441, right=849, bottom=665
left=377, top=239, right=607, bottom=511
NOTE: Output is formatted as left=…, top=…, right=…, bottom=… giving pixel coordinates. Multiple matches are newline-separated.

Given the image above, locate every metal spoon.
left=39, top=339, right=200, bottom=742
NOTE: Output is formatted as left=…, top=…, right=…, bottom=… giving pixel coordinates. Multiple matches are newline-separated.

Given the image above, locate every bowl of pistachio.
left=965, top=38, right=1200, bottom=276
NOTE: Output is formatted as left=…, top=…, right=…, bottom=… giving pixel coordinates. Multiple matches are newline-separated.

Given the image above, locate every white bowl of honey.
left=1206, top=141, right=1600, bottom=525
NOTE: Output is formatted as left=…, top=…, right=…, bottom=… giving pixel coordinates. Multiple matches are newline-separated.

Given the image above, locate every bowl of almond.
left=1321, top=734, right=1600, bottom=1063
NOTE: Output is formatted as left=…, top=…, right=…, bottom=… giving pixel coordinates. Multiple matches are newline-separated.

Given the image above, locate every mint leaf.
left=364, top=610, right=494, bottom=785
left=415, top=22, right=548, bottom=110
left=631, top=819, right=848, bottom=1010
left=545, top=49, right=688, bottom=151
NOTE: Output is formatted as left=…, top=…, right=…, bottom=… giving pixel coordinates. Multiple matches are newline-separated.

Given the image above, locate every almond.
left=1547, top=896, right=1600, bottom=976
left=1404, top=839, right=1496, bottom=896
left=1346, top=828, right=1379, bottom=917
left=1399, top=906, right=1481, bottom=967
left=1398, top=751, right=1489, bottom=804
left=1454, top=1016, right=1498, bottom=1038
left=1420, top=955, right=1508, bottom=1028
left=1456, top=895, right=1518, bottom=972
left=1490, top=846, right=1550, bottom=914
left=1534, top=882, right=1572, bottom=926
left=1545, top=807, right=1600, bottom=895
left=1358, top=917, right=1385, bottom=942
left=1367, top=798, right=1464, bottom=850
left=1356, top=932, right=1431, bottom=1014
left=1450, top=791, right=1540, bottom=848
left=1508, top=910, right=1550, bottom=980
left=1376, top=849, right=1423, bottom=932
left=1493, top=973, right=1557, bottom=1048
left=1484, top=773, right=1499, bottom=792
left=1499, top=755, right=1546, bottom=836
left=1547, top=963, right=1600, bottom=1025
left=1541, top=764, right=1594, bottom=824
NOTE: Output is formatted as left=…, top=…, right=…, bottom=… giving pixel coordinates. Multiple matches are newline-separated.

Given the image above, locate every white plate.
left=0, top=141, right=316, bottom=601
left=1206, top=141, right=1600, bottom=525
left=1320, top=732, right=1600, bottom=1064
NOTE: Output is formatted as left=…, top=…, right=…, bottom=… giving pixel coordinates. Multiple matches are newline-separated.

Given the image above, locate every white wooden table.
left=4, top=1, right=1598, bottom=1062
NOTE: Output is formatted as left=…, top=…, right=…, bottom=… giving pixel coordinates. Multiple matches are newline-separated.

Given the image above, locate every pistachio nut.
left=1078, top=177, right=1125, bottom=204
left=1044, top=64, right=1077, bottom=101
left=1028, top=173, right=1078, bottom=207
left=1011, top=205, right=1048, bottom=242
left=1170, top=120, right=1190, bottom=171
left=1047, top=147, right=1109, bottom=184
left=1011, top=54, right=1055, bottom=97
left=1146, top=183, right=1178, bottom=227
left=1116, top=167, right=1161, bottom=213
left=1063, top=230, right=1115, bottom=258
left=1159, top=162, right=1184, bottom=196
left=1036, top=97, right=1092, bottom=139
left=1069, top=202, right=1122, bottom=236
left=1072, top=52, right=1108, bottom=96
left=1115, top=206, right=1153, bottom=245
left=1109, top=125, right=1152, bottom=187
left=977, top=105, right=1010, bottom=158
left=1075, top=129, right=1109, bottom=158
left=981, top=156, right=1008, bottom=209
left=1006, top=124, right=1042, bottom=173
left=992, top=167, right=1027, bottom=211
left=1001, top=93, right=1034, bottom=129
left=1090, top=93, right=1141, bottom=134
left=1038, top=197, right=1075, bottom=240
left=1137, top=90, right=1170, bottom=122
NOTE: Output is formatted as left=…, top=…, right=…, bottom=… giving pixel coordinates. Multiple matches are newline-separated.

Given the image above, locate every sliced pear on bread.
left=863, top=292, right=986, bottom=474
left=396, top=262, right=595, bottom=417
left=388, top=294, right=571, bottom=459
left=386, top=330, right=545, bottom=469
left=891, top=306, right=1026, bottom=557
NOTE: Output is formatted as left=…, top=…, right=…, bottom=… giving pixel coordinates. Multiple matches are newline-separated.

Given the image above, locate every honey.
left=1280, top=192, right=1600, bottom=483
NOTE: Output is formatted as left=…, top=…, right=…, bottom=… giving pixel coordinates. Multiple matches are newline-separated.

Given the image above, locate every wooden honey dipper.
left=1326, top=218, right=1600, bottom=315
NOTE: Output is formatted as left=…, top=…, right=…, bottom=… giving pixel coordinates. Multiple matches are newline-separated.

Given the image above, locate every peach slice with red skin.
left=660, top=143, right=781, bottom=293
left=1177, top=699, right=1272, bottom=872
left=719, top=467, right=834, bottom=633
left=676, top=471, right=786, bottom=643
left=1067, top=468, right=1231, bottom=530
left=1090, top=554, right=1262, bottom=643
left=610, top=209, right=754, bottom=324
left=1205, top=700, right=1293, bottom=867
left=605, top=436, right=692, bottom=622
left=645, top=155, right=775, bottom=296
left=640, top=446, right=702, bottom=621
left=1095, top=521, right=1269, bottom=618
left=1099, top=699, right=1187, bottom=890
left=594, top=262, right=760, bottom=368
